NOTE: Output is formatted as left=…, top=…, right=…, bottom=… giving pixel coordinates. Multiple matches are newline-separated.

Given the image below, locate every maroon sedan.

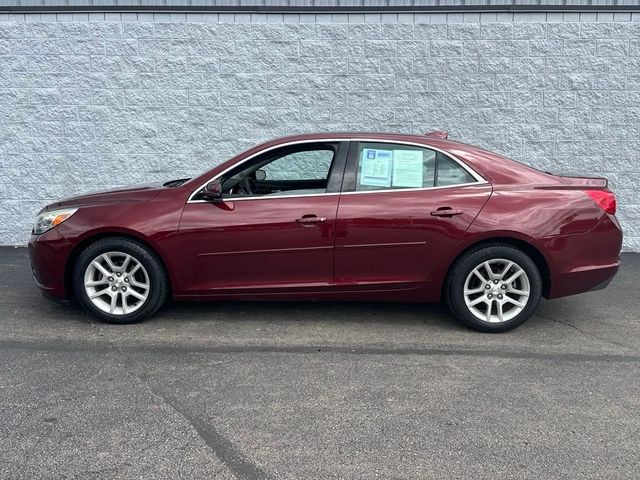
left=28, top=132, right=622, bottom=332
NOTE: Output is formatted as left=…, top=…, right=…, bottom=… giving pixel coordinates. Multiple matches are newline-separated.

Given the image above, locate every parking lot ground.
left=0, top=247, right=638, bottom=479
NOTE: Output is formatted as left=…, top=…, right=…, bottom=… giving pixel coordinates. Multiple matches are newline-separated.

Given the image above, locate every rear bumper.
left=548, top=262, right=619, bottom=299
left=546, top=214, right=622, bottom=299
left=28, top=228, right=74, bottom=300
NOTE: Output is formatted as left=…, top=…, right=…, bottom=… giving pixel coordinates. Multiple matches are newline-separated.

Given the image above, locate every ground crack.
left=82, top=317, right=270, bottom=480
left=538, top=312, right=636, bottom=352
left=144, top=383, right=271, bottom=480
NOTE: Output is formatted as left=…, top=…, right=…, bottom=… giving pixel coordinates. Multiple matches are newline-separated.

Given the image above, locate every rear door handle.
left=296, top=214, right=327, bottom=226
left=431, top=208, right=463, bottom=217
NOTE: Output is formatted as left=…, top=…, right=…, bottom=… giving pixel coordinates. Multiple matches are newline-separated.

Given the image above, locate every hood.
left=44, top=183, right=166, bottom=211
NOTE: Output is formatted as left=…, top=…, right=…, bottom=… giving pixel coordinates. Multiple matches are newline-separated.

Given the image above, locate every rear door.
left=334, top=140, right=492, bottom=291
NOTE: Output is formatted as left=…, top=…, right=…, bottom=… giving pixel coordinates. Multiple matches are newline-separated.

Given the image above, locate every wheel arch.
left=443, top=236, right=551, bottom=300
left=64, top=230, right=173, bottom=300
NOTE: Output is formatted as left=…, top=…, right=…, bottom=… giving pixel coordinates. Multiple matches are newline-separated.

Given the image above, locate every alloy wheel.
left=83, top=251, right=150, bottom=315
left=463, top=258, right=530, bottom=323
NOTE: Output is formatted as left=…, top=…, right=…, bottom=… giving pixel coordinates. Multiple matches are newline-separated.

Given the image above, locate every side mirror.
left=255, top=169, right=266, bottom=181
left=201, top=180, right=223, bottom=202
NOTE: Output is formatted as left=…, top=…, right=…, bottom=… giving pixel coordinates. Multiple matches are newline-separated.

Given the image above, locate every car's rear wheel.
left=446, top=245, right=542, bottom=332
left=72, top=237, right=168, bottom=324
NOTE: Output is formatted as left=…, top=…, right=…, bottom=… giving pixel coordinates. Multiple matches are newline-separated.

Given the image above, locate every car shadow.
left=158, top=299, right=465, bottom=329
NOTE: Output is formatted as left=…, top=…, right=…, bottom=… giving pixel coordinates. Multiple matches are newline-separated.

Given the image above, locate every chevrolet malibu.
left=28, top=132, right=622, bottom=332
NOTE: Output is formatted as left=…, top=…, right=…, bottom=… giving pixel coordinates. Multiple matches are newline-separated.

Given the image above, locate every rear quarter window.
left=436, top=153, right=476, bottom=186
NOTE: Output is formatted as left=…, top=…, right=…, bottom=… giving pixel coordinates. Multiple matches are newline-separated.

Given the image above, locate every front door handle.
left=431, top=208, right=463, bottom=217
left=296, top=214, right=327, bottom=226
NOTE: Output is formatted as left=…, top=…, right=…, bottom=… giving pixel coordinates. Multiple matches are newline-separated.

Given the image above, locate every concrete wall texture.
left=0, top=11, right=639, bottom=250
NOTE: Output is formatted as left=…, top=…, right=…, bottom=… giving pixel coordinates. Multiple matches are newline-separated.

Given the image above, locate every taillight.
left=585, top=190, right=616, bottom=215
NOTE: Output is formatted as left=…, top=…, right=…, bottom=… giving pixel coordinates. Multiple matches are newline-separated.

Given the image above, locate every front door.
left=334, top=141, right=492, bottom=291
left=176, top=141, right=348, bottom=295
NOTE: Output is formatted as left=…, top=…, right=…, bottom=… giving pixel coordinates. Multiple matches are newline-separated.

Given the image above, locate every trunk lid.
left=558, top=176, right=608, bottom=189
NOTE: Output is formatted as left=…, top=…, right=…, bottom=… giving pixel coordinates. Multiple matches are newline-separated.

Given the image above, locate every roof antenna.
left=424, top=130, right=448, bottom=139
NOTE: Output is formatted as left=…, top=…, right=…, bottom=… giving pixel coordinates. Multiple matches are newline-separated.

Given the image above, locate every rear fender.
left=428, top=186, right=607, bottom=298
left=469, top=187, right=605, bottom=238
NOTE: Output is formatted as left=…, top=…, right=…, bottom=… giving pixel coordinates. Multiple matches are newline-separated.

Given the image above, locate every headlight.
left=33, top=208, right=78, bottom=235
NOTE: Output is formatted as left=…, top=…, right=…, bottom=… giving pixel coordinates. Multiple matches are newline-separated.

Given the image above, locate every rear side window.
left=354, top=142, right=475, bottom=192
left=355, top=142, right=436, bottom=191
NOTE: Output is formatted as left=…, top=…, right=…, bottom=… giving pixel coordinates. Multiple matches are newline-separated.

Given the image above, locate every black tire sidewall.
left=72, top=237, right=167, bottom=324
left=447, top=245, right=542, bottom=333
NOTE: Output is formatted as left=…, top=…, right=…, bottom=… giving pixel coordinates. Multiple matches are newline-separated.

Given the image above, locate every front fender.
left=54, top=196, right=185, bottom=298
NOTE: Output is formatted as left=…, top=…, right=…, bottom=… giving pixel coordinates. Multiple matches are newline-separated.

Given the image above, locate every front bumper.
left=28, top=228, right=74, bottom=300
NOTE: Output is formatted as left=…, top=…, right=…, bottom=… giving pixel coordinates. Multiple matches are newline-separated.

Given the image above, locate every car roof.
left=263, top=131, right=446, bottom=147
left=260, top=133, right=555, bottom=185
left=186, top=132, right=558, bottom=189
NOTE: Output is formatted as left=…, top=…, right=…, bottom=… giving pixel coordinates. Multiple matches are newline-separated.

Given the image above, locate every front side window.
left=354, top=142, right=475, bottom=192
left=220, top=144, right=337, bottom=198
left=262, top=150, right=333, bottom=181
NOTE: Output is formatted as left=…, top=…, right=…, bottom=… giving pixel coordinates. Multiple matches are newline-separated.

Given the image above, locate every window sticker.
left=392, top=149, right=424, bottom=188
left=360, top=148, right=392, bottom=187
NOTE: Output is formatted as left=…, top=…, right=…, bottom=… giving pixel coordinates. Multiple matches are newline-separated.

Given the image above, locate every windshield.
left=163, top=178, right=190, bottom=188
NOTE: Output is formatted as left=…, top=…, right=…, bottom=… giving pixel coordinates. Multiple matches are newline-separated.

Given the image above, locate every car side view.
left=28, top=132, right=622, bottom=332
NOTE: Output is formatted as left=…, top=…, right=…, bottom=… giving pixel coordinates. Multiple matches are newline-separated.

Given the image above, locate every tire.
left=445, top=245, right=542, bottom=333
left=72, top=237, right=168, bottom=324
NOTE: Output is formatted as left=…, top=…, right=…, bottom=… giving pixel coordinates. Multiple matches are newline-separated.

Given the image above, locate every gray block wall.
left=1, top=11, right=639, bottom=250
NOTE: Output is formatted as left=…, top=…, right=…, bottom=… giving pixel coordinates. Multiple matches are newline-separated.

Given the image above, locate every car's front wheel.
left=72, top=237, right=168, bottom=324
left=446, top=245, right=542, bottom=332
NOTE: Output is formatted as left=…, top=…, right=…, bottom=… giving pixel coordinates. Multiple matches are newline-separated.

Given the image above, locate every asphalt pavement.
left=0, top=247, right=638, bottom=479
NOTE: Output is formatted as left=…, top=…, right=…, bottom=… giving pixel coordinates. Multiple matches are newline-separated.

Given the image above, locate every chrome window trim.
left=340, top=181, right=486, bottom=196
left=186, top=137, right=487, bottom=204
left=188, top=181, right=489, bottom=204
